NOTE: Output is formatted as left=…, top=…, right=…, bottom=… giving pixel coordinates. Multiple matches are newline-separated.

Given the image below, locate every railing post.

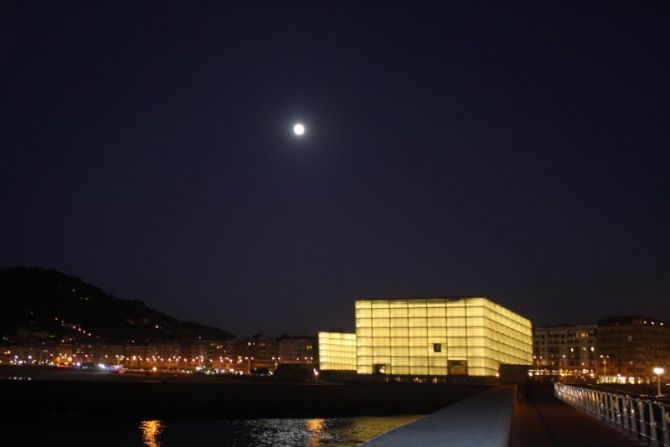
left=649, top=401, right=658, bottom=447
left=576, top=387, right=581, bottom=408
left=640, top=399, right=648, bottom=446
left=615, top=396, right=623, bottom=432
left=631, top=397, right=639, bottom=442
left=623, top=396, right=630, bottom=436
left=575, top=389, right=584, bottom=407
left=612, top=394, right=619, bottom=428
left=579, top=387, right=585, bottom=409
left=596, top=391, right=605, bottom=421
left=606, top=394, right=614, bottom=427
left=661, top=403, right=669, bottom=447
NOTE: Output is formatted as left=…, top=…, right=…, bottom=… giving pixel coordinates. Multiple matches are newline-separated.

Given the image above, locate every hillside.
left=0, top=267, right=234, bottom=344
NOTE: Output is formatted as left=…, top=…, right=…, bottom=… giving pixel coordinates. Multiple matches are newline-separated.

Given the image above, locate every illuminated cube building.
left=318, top=332, right=357, bottom=371
left=319, top=297, right=532, bottom=377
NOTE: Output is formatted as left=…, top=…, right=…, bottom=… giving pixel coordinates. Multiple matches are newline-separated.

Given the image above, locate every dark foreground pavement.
left=509, top=384, right=639, bottom=447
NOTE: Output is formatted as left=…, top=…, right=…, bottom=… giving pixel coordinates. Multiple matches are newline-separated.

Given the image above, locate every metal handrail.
left=554, top=383, right=670, bottom=447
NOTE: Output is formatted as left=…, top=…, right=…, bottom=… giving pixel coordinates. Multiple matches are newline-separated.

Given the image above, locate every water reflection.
left=305, top=418, right=325, bottom=447
left=7, top=415, right=418, bottom=447
left=139, top=420, right=164, bottom=447
left=234, top=415, right=420, bottom=446
left=305, top=418, right=325, bottom=432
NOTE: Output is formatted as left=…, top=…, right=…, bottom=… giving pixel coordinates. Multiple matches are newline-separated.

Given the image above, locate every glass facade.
left=355, top=297, right=532, bottom=377
left=318, top=332, right=357, bottom=371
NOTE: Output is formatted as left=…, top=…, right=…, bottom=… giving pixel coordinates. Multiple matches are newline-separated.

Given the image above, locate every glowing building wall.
left=355, top=297, right=532, bottom=377
left=318, top=332, right=357, bottom=371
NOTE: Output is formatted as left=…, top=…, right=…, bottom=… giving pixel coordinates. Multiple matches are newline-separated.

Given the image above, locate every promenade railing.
left=554, top=382, right=670, bottom=447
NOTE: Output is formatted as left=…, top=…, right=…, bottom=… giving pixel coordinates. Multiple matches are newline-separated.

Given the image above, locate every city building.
left=596, top=316, right=670, bottom=384
left=318, top=332, right=356, bottom=371
left=532, top=324, right=597, bottom=380
left=232, top=335, right=278, bottom=373
left=531, top=316, right=670, bottom=384
left=318, top=297, right=533, bottom=378
left=1, top=341, right=237, bottom=372
left=277, top=336, right=316, bottom=365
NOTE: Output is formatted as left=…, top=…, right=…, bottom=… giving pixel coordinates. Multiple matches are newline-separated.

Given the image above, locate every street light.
left=599, top=354, right=610, bottom=380
left=653, top=367, right=664, bottom=397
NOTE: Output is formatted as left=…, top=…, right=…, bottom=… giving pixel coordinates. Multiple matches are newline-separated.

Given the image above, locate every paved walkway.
left=509, top=384, right=639, bottom=447
left=364, top=386, right=515, bottom=447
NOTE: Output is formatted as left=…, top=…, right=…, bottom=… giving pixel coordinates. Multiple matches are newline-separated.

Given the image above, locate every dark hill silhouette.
left=0, top=266, right=233, bottom=343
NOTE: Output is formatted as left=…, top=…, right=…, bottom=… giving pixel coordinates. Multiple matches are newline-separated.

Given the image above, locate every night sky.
left=2, top=2, right=669, bottom=336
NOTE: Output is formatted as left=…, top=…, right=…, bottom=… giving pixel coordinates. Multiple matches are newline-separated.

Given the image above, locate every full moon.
left=293, top=123, right=305, bottom=136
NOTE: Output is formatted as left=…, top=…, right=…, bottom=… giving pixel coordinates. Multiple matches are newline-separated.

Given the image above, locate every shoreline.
left=0, top=365, right=487, bottom=420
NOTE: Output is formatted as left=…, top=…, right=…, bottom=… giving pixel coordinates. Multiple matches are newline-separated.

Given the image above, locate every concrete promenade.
left=364, top=382, right=641, bottom=447
left=364, top=385, right=515, bottom=447
left=509, top=384, right=639, bottom=447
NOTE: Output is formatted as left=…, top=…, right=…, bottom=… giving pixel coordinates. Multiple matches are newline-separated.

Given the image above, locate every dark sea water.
left=4, top=416, right=420, bottom=447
